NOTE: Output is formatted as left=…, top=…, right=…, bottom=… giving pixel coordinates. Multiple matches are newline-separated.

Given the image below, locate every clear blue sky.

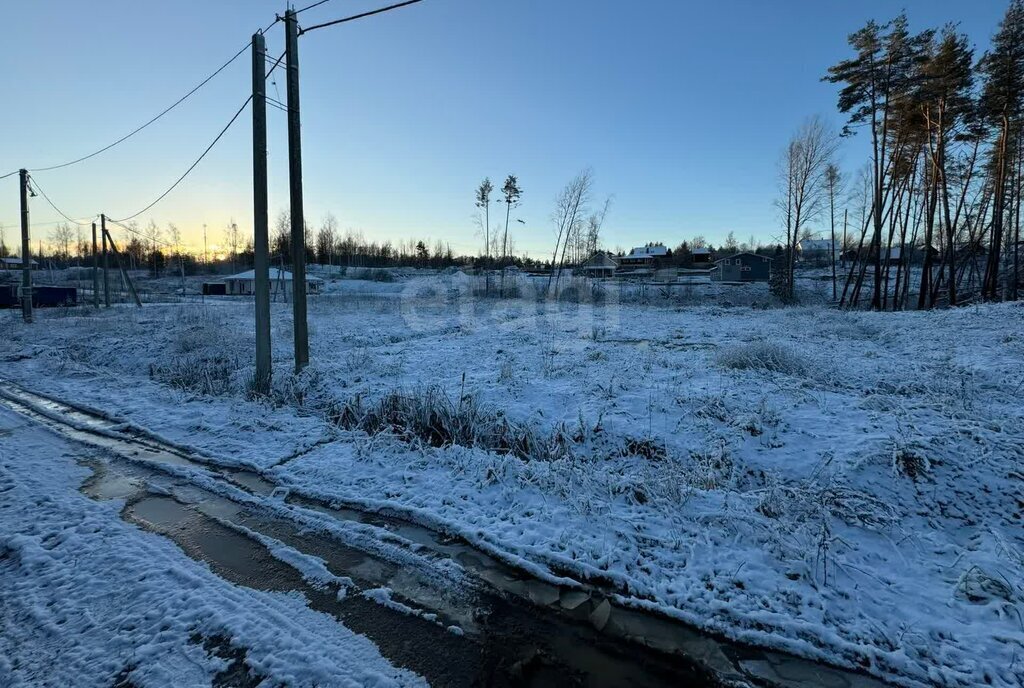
left=0, top=0, right=1008, bottom=257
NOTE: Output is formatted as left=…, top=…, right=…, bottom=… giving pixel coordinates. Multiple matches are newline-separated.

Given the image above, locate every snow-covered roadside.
left=0, top=408, right=424, bottom=688
left=1, top=287, right=1022, bottom=687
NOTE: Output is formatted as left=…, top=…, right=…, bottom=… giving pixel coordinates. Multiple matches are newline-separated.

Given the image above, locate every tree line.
left=780, top=2, right=1024, bottom=309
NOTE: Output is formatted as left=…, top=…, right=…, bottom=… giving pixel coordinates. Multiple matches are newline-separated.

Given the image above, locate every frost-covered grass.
left=2, top=276, right=1023, bottom=688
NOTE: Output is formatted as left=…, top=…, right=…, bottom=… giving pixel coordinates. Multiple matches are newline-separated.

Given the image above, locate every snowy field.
left=1, top=274, right=1022, bottom=687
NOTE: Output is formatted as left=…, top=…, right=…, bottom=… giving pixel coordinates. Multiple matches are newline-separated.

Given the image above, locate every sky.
left=0, top=0, right=1011, bottom=258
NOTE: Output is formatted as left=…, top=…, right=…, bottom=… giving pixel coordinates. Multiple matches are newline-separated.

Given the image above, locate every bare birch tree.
left=776, top=116, right=840, bottom=300
left=548, top=169, right=593, bottom=294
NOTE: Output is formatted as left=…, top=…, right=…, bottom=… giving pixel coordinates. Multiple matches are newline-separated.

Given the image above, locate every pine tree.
left=825, top=14, right=931, bottom=309
left=979, top=0, right=1024, bottom=300
left=475, top=178, right=493, bottom=260
left=500, top=175, right=522, bottom=262
left=918, top=26, right=974, bottom=306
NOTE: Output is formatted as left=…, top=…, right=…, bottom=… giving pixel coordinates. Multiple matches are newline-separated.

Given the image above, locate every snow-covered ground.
left=1, top=274, right=1022, bottom=688
left=0, top=407, right=423, bottom=687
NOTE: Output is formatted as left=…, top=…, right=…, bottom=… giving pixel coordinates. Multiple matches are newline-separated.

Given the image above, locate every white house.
left=222, top=268, right=323, bottom=297
left=798, top=238, right=840, bottom=261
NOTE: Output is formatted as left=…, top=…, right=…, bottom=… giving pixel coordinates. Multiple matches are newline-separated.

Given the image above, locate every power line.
left=266, top=95, right=293, bottom=113
left=2, top=15, right=282, bottom=181
left=261, top=15, right=283, bottom=34
left=267, top=100, right=291, bottom=115
left=26, top=175, right=96, bottom=226
left=265, top=50, right=287, bottom=78
left=299, top=0, right=424, bottom=35
left=264, top=50, right=288, bottom=114
left=295, top=0, right=339, bottom=14
left=0, top=218, right=91, bottom=230
left=108, top=95, right=253, bottom=223
left=28, top=42, right=254, bottom=174
left=105, top=217, right=175, bottom=248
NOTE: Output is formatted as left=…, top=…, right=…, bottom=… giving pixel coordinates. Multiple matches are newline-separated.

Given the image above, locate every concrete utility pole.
left=101, top=214, right=111, bottom=307
left=92, top=222, right=100, bottom=308
left=19, top=169, right=32, bottom=323
left=252, top=31, right=272, bottom=394
left=285, top=8, right=309, bottom=372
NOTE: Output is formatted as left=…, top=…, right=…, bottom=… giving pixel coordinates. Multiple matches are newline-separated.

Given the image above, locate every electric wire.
left=108, top=95, right=253, bottom=223
left=267, top=100, right=291, bottom=114
left=9, top=6, right=411, bottom=229
left=3, top=15, right=279, bottom=182
left=26, top=175, right=96, bottom=227
left=28, top=42, right=253, bottom=173
left=105, top=217, right=176, bottom=248
left=298, top=0, right=424, bottom=34
left=295, top=0, right=339, bottom=15
left=265, top=95, right=293, bottom=112
left=265, top=51, right=287, bottom=79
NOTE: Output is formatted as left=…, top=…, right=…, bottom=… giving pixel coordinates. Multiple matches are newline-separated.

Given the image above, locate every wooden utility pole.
left=101, top=214, right=111, bottom=307
left=91, top=222, right=100, bottom=308
left=285, top=8, right=309, bottom=372
left=252, top=31, right=272, bottom=394
left=19, top=170, right=32, bottom=322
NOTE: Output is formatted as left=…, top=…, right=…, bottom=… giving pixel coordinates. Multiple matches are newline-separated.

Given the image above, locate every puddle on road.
left=6, top=381, right=889, bottom=688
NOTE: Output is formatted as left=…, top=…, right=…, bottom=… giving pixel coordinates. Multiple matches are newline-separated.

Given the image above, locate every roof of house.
left=1, top=257, right=39, bottom=265
left=715, top=252, right=773, bottom=263
left=799, top=239, right=837, bottom=252
left=224, top=268, right=324, bottom=282
left=627, top=245, right=668, bottom=258
left=581, top=252, right=618, bottom=269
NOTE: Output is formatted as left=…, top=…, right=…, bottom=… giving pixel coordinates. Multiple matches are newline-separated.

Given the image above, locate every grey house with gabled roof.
left=712, top=252, right=772, bottom=282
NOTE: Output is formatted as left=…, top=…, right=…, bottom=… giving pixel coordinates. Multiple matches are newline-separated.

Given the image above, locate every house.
left=691, top=247, right=712, bottom=264
left=580, top=252, right=618, bottom=278
left=222, top=268, right=323, bottom=297
left=1, top=256, right=39, bottom=270
left=798, top=238, right=840, bottom=262
left=618, top=245, right=668, bottom=270
left=713, top=252, right=772, bottom=282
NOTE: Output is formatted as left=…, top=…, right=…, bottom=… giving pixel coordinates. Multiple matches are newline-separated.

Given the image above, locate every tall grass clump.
left=328, top=385, right=676, bottom=466
left=150, top=354, right=240, bottom=396
left=715, top=341, right=807, bottom=376
left=328, top=386, right=566, bottom=461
